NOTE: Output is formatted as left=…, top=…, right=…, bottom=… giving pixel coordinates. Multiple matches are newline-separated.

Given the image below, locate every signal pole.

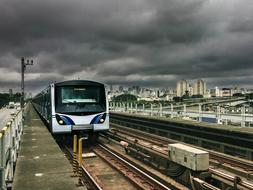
left=21, top=57, right=33, bottom=109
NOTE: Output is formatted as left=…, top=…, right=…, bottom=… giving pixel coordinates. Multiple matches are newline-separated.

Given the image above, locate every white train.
left=33, top=80, right=109, bottom=134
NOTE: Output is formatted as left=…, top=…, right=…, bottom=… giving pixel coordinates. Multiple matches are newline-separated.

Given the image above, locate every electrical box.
left=168, top=143, right=209, bottom=171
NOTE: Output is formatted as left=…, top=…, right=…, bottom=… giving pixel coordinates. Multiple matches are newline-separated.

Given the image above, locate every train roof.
left=54, top=80, right=105, bottom=87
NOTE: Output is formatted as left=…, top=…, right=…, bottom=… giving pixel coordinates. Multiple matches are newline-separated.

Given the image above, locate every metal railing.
left=0, top=109, right=23, bottom=190
left=109, top=102, right=253, bottom=127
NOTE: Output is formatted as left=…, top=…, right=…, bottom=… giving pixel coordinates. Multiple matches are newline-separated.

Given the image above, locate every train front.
left=51, top=80, right=109, bottom=134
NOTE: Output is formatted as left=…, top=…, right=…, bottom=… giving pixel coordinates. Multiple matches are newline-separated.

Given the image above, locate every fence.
left=109, top=102, right=253, bottom=127
left=0, top=109, right=24, bottom=190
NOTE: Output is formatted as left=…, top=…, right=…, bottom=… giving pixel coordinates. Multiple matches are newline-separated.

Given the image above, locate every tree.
left=113, top=94, right=137, bottom=102
left=182, top=90, right=190, bottom=99
left=173, top=96, right=181, bottom=102
left=0, top=93, right=22, bottom=108
left=246, top=93, right=253, bottom=100
left=191, top=94, right=203, bottom=98
left=233, top=93, right=244, bottom=97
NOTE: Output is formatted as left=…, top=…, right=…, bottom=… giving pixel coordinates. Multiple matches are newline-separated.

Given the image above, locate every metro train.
left=33, top=80, right=109, bottom=134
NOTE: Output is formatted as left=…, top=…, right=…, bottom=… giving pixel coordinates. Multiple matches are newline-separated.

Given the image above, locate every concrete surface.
left=12, top=105, right=85, bottom=190
left=112, top=112, right=253, bottom=134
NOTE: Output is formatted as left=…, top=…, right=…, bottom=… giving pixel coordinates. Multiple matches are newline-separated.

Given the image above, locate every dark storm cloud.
left=0, top=0, right=253, bottom=92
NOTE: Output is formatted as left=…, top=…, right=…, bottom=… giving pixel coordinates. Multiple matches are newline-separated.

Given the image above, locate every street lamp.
left=21, top=57, right=33, bottom=109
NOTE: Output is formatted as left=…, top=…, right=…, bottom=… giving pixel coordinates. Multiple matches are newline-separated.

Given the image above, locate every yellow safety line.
left=1, top=126, right=8, bottom=133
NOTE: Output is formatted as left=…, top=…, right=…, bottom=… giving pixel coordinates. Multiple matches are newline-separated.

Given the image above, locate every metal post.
left=72, top=135, right=78, bottom=175
left=151, top=104, right=153, bottom=116
left=21, top=57, right=25, bottom=110
left=183, top=104, right=186, bottom=117
left=159, top=103, right=163, bottom=117
left=170, top=103, right=174, bottom=118
left=20, top=57, right=33, bottom=127
left=9, top=121, right=14, bottom=181
left=113, top=102, right=115, bottom=111
left=77, top=137, right=85, bottom=186
left=130, top=103, right=133, bottom=114
left=142, top=104, right=145, bottom=114
left=241, top=105, right=245, bottom=127
left=199, top=104, right=202, bottom=122
left=135, top=104, right=138, bottom=113
left=0, top=129, right=6, bottom=190
left=217, top=105, right=220, bottom=124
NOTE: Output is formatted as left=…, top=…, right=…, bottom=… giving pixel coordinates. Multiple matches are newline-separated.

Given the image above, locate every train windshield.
left=55, top=86, right=106, bottom=115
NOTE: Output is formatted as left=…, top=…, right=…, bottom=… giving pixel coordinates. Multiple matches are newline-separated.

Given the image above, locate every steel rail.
left=110, top=123, right=253, bottom=171
left=209, top=168, right=253, bottom=189
left=110, top=113, right=253, bottom=149
left=107, top=124, right=253, bottom=189
left=97, top=143, right=172, bottom=190
left=63, top=145, right=103, bottom=190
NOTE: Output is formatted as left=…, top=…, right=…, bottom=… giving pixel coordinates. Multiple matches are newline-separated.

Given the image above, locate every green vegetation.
left=0, top=93, right=22, bottom=108
left=173, top=97, right=181, bottom=102
left=191, top=94, right=203, bottom=98
left=173, top=93, right=204, bottom=103
left=246, top=93, right=253, bottom=100
left=112, top=94, right=137, bottom=102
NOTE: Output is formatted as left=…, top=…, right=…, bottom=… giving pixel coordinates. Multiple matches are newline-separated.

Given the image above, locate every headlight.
left=59, top=120, right=64, bottom=124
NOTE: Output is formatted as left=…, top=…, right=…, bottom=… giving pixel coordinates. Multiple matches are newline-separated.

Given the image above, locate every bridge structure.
left=109, top=99, right=253, bottom=127
left=0, top=102, right=253, bottom=190
left=0, top=105, right=82, bottom=190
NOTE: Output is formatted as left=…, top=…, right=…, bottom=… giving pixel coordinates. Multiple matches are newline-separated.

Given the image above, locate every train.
left=32, top=80, right=109, bottom=135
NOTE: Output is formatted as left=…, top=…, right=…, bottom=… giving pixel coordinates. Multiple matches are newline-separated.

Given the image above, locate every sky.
left=0, top=0, right=253, bottom=93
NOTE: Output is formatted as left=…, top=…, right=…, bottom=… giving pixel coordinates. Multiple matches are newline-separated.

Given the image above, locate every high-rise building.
left=176, top=80, right=189, bottom=97
left=193, top=79, right=206, bottom=95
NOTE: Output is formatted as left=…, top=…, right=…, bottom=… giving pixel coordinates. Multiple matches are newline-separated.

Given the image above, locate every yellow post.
left=78, top=138, right=83, bottom=166
left=77, top=137, right=85, bottom=186
left=72, top=135, right=78, bottom=174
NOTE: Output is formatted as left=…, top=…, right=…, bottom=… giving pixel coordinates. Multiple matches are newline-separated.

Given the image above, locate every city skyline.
left=1, top=79, right=252, bottom=95
left=0, top=0, right=253, bottom=93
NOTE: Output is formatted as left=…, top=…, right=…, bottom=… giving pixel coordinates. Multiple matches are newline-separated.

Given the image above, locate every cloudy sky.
left=0, top=0, right=253, bottom=93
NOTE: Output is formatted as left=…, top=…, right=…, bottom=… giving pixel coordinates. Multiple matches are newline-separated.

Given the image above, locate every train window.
left=55, top=85, right=106, bottom=115
left=61, top=87, right=98, bottom=103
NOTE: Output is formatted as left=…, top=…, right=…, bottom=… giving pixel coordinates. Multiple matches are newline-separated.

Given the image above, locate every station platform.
left=12, top=105, right=84, bottom=190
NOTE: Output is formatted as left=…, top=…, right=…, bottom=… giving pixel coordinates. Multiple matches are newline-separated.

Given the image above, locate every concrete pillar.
left=159, top=103, right=163, bottom=117
left=130, top=103, right=133, bottom=114
left=170, top=103, right=174, bottom=118
left=135, top=104, right=138, bottom=113
left=123, top=103, right=126, bottom=112
left=198, top=104, right=202, bottom=122
left=142, top=104, right=145, bottom=114
left=151, top=104, right=154, bottom=116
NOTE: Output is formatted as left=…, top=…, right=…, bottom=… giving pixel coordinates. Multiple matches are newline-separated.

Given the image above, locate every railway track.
left=60, top=138, right=183, bottom=190
left=106, top=123, right=253, bottom=190
left=110, top=113, right=253, bottom=160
